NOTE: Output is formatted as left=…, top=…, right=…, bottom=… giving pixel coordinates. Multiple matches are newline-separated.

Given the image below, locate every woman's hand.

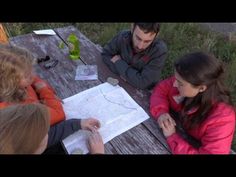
left=158, top=113, right=176, bottom=137
left=81, top=118, right=101, bottom=131
left=88, top=130, right=104, bottom=154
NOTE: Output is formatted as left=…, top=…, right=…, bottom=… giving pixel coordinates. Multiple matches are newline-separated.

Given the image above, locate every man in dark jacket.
left=101, top=23, right=168, bottom=90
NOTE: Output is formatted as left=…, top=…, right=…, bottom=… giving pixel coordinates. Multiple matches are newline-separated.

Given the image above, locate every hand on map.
left=88, top=129, right=104, bottom=154
left=81, top=118, right=101, bottom=131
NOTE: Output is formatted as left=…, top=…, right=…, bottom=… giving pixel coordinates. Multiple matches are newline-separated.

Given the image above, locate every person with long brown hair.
left=150, top=52, right=235, bottom=154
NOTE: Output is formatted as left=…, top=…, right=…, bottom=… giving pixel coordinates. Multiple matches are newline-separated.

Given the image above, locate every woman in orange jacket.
left=0, top=44, right=103, bottom=153
left=0, top=44, right=65, bottom=125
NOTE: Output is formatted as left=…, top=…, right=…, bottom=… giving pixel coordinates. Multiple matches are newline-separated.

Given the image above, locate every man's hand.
left=88, top=129, right=104, bottom=154
left=111, top=55, right=121, bottom=63
left=81, top=118, right=101, bottom=131
left=158, top=113, right=176, bottom=137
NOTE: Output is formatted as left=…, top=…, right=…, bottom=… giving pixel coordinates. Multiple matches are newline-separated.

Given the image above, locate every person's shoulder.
left=117, top=30, right=131, bottom=39
left=209, top=102, right=235, bottom=122
left=112, top=30, right=131, bottom=45
left=159, top=75, right=176, bottom=86
left=215, top=102, right=234, bottom=113
left=152, top=38, right=168, bottom=53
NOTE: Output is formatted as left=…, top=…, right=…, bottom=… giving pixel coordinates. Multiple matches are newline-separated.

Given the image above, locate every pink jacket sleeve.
left=150, top=77, right=174, bottom=120
left=167, top=111, right=235, bottom=154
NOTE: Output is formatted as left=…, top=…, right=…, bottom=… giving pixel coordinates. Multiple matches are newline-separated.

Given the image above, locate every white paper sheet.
left=75, top=65, right=98, bottom=80
left=62, top=83, right=149, bottom=154
left=33, top=29, right=56, bottom=35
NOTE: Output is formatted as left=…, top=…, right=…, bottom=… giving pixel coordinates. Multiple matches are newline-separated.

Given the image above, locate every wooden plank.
left=9, top=32, right=117, bottom=154
left=109, top=124, right=170, bottom=154
left=143, top=119, right=171, bottom=152
left=104, top=143, right=118, bottom=154
left=10, top=33, right=101, bottom=99
left=55, top=26, right=170, bottom=154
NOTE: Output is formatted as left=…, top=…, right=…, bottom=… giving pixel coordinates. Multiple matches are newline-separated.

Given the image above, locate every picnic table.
left=9, top=25, right=171, bottom=154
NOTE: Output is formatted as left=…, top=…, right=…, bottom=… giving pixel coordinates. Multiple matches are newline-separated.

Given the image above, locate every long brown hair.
left=0, top=44, right=35, bottom=102
left=174, top=52, right=233, bottom=129
left=0, top=103, right=50, bottom=154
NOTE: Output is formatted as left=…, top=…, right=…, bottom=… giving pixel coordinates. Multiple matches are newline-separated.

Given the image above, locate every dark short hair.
left=134, top=23, right=160, bottom=34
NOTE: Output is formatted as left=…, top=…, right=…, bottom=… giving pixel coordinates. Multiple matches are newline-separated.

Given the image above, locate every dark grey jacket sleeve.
left=114, top=42, right=168, bottom=89
left=47, top=119, right=81, bottom=147
left=101, top=32, right=122, bottom=74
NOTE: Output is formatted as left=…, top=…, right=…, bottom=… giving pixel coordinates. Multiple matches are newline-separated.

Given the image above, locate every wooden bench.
left=10, top=25, right=235, bottom=154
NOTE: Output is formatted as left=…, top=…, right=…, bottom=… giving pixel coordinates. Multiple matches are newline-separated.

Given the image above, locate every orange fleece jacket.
left=0, top=76, right=65, bottom=125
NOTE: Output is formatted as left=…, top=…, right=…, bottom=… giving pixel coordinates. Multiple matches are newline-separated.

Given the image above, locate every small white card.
left=75, top=65, right=98, bottom=80
left=33, top=29, right=56, bottom=35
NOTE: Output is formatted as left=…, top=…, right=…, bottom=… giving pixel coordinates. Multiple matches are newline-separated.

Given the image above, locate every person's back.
left=0, top=103, right=105, bottom=154
left=0, top=103, right=50, bottom=154
left=102, top=23, right=167, bottom=90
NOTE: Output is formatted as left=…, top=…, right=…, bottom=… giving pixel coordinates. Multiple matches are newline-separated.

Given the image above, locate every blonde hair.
left=0, top=103, right=50, bottom=154
left=0, top=44, right=35, bottom=102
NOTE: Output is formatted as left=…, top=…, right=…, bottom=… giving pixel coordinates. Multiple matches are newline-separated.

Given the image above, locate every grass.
left=4, top=22, right=236, bottom=151
left=3, top=23, right=72, bottom=37
left=160, top=23, right=236, bottom=77
left=226, top=59, right=236, bottom=150
left=75, top=23, right=130, bottom=46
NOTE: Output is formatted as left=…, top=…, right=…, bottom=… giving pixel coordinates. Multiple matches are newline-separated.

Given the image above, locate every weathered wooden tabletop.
left=10, top=25, right=171, bottom=154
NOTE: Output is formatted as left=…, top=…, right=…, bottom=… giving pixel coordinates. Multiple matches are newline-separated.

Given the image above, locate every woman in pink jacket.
left=150, top=52, right=235, bottom=154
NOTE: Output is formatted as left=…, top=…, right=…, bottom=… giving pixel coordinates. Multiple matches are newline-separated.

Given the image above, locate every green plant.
left=67, top=33, right=80, bottom=60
